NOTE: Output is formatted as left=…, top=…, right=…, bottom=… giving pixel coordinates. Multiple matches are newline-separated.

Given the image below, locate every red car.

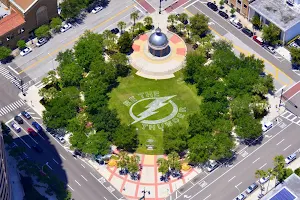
left=27, top=128, right=37, bottom=136
left=253, top=36, right=264, bottom=45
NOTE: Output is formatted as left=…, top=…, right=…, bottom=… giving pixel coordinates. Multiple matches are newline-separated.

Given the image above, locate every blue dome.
left=148, top=28, right=168, bottom=47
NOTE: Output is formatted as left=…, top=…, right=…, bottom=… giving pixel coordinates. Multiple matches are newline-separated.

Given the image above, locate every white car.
left=57, top=136, right=66, bottom=144
left=285, top=153, right=296, bottom=165
left=262, top=121, right=273, bottom=132
left=259, top=176, right=270, bottom=184
left=60, top=23, right=72, bottom=33
left=234, top=193, right=247, bottom=200
left=264, top=45, right=275, bottom=54
left=206, top=160, right=219, bottom=172
left=230, top=18, right=243, bottom=29
left=36, top=38, right=48, bottom=47
left=20, top=47, right=32, bottom=56
left=91, top=6, right=103, bottom=14
left=10, top=122, right=21, bottom=132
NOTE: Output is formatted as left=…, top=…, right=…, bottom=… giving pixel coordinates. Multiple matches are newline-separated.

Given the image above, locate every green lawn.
left=109, top=71, right=201, bottom=154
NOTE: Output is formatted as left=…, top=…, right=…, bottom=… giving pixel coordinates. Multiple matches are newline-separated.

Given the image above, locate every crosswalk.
left=281, top=110, right=300, bottom=125
left=0, top=66, right=30, bottom=91
left=0, top=99, right=26, bottom=116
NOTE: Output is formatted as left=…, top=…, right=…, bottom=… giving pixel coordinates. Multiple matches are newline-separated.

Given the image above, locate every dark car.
left=207, top=2, right=218, bottom=11
left=14, top=115, right=23, bottom=124
left=241, top=28, right=253, bottom=37
left=218, top=10, right=229, bottom=19
left=32, top=122, right=42, bottom=132
left=33, top=144, right=43, bottom=153
left=21, top=111, right=31, bottom=119
left=111, top=28, right=119, bottom=34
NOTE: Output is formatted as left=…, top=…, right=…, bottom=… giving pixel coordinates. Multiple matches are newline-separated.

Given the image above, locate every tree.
left=17, top=40, right=26, bottom=49
left=134, top=22, right=144, bottom=33
left=0, top=46, right=12, bottom=60
left=178, top=13, right=189, bottom=24
left=273, top=155, right=286, bottom=183
left=35, top=25, right=50, bottom=39
left=50, top=17, right=62, bottom=32
left=117, top=31, right=133, bottom=54
left=60, top=0, right=85, bottom=19
left=117, top=151, right=130, bottom=173
left=190, top=13, right=209, bottom=37
left=188, top=133, right=214, bottom=163
left=39, top=87, right=58, bottom=103
left=89, top=57, right=117, bottom=86
left=109, top=52, right=131, bottom=77
left=167, top=14, right=177, bottom=28
left=251, top=15, right=261, bottom=29
left=290, top=47, right=300, bottom=67
left=68, top=118, right=88, bottom=150
left=143, top=16, right=153, bottom=29
left=262, top=23, right=281, bottom=45
left=130, top=11, right=139, bottom=25
left=211, top=133, right=235, bottom=160
left=167, top=152, right=181, bottom=172
left=255, top=169, right=267, bottom=194
left=83, top=131, right=110, bottom=155
left=183, top=51, right=206, bottom=84
left=112, top=125, right=138, bottom=152
left=58, top=63, right=84, bottom=87
left=157, top=158, right=169, bottom=179
left=219, top=0, right=224, bottom=8
left=117, top=21, right=126, bottom=33
left=188, top=113, right=213, bottom=137
left=127, top=155, right=140, bottom=179
left=163, top=125, right=190, bottom=154
left=74, top=30, right=104, bottom=71
left=91, top=107, right=120, bottom=133
left=230, top=8, right=236, bottom=16
left=56, top=49, right=75, bottom=67
left=294, top=167, right=300, bottom=176
left=235, top=114, right=262, bottom=140
left=176, top=23, right=185, bottom=35
left=102, top=30, right=118, bottom=52
left=230, top=95, right=252, bottom=121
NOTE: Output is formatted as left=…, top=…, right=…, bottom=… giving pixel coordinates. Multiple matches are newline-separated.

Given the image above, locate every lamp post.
left=159, top=0, right=162, bottom=14
left=140, top=187, right=150, bottom=200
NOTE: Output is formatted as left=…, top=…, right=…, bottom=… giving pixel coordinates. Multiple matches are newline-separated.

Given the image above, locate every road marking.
left=275, top=85, right=286, bottom=94
left=252, top=157, right=260, bottom=164
left=103, top=197, right=107, bottom=200
left=7, top=65, right=19, bottom=75
left=276, top=139, right=285, bottom=146
left=235, top=182, right=242, bottom=187
left=284, top=144, right=291, bottom=151
left=81, top=164, right=85, bottom=168
left=90, top=172, right=98, bottom=179
left=179, top=122, right=292, bottom=200
left=81, top=175, right=88, bottom=181
left=8, top=128, right=31, bottom=148
left=228, top=176, right=236, bottom=182
left=184, top=0, right=200, bottom=8
left=259, top=163, right=267, bottom=169
left=22, top=118, right=46, bottom=140
left=203, top=194, right=211, bottom=200
left=60, top=154, right=66, bottom=160
left=46, top=163, right=53, bottom=170
left=184, top=195, right=191, bottom=198
left=52, top=158, right=59, bottom=164
left=75, top=180, right=81, bottom=186
left=67, top=184, right=74, bottom=191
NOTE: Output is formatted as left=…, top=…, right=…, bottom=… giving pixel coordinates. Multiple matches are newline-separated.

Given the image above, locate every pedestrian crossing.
left=281, top=110, right=300, bottom=125
left=0, top=99, right=26, bottom=116
left=0, top=66, right=30, bottom=91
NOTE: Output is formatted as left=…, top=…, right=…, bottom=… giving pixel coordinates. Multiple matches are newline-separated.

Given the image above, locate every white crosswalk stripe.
left=0, top=99, right=26, bottom=116
left=281, top=110, right=300, bottom=125
left=0, top=66, right=30, bottom=91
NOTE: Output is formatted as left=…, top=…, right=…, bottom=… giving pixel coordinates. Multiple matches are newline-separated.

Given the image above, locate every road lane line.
left=90, top=172, right=98, bottom=179
left=81, top=175, right=88, bottom=181
left=22, top=118, right=46, bottom=140
left=284, top=144, right=291, bottom=151
left=75, top=180, right=81, bottom=186
left=52, top=158, right=59, bottom=164
left=182, top=122, right=292, bottom=200
left=7, top=65, right=20, bottom=75
left=67, top=184, right=74, bottom=191
left=9, top=128, right=31, bottom=149
left=252, top=157, right=260, bottom=164
left=203, top=194, right=211, bottom=200
left=276, top=139, right=285, bottom=146
left=235, top=182, right=242, bottom=187
left=19, top=125, right=38, bottom=144
left=259, top=163, right=267, bottom=169
left=60, top=154, right=66, bottom=160
left=275, top=85, right=286, bottom=94
left=103, top=197, right=108, bottom=200
left=228, top=176, right=235, bottom=182
left=81, top=164, right=85, bottom=168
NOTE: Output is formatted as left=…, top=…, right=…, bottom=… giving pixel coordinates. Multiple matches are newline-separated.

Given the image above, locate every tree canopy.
left=189, top=13, right=209, bottom=37
left=163, top=125, right=190, bottom=154
left=0, top=46, right=12, bottom=60
left=262, top=23, right=281, bottom=45
left=83, top=131, right=110, bottom=155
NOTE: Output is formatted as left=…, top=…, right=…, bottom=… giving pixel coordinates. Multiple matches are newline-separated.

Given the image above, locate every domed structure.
left=148, top=27, right=170, bottom=57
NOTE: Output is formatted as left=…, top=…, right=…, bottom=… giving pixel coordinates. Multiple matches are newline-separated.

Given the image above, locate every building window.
left=231, top=3, right=234, bottom=7
left=18, top=28, right=25, bottom=34
left=237, top=0, right=241, bottom=4
left=237, top=8, right=240, bottom=13
left=244, top=4, right=247, bottom=8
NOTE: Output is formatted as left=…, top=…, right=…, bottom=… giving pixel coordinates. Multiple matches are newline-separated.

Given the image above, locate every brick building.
left=0, top=0, right=58, bottom=49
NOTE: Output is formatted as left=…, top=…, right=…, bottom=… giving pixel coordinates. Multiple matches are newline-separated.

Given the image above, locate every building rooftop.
left=9, top=0, right=38, bottom=13
left=148, top=27, right=169, bottom=47
left=261, top=174, right=300, bottom=200
left=249, top=0, right=300, bottom=31
left=0, top=12, right=25, bottom=36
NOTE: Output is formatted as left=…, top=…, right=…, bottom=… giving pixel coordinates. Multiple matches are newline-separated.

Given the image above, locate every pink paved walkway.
left=165, top=0, right=188, bottom=13
left=137, top=0, right=156, bottom=13
left=283, top=81, right=300, bottom=100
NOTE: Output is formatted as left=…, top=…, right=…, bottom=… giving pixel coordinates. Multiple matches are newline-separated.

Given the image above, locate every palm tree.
left=255, top=169, right=267, bottom=194
left=128, top=155, right=140, bottom=180
left=157, top=158, right=169, bottom=181
left=130, top=11, right=139, bottom=26
left=176, top=23, right=185, bottom=35
left=265, top=168, right=275, bottom=192
left=167, top=14, right=177, bottom=28
left=168, top=152, right=181, bottom=172
left=117, top=21, right=126, bottom=33
left=143, top=16, right=153, bottom=28
left=178, top=13, right=188, bottom=24
left=273, top=155, right=285, bottom=183
left=135, top=22, right=144, bottom=32
left=117, top=151, right=130, bottom=175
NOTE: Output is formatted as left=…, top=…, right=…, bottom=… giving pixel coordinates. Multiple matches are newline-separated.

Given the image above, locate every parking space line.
left=284, top=144, right=291, bottom=151
left=276, top=139, right=285, bottom=146
left=18, top=125, right=38, bottom=144
left=228, top=176, right=235, bottom=182
left=8, top=127, right=31, bottom=149
left=52, top=158, right=59, bottom=164
left=67, top=184, right=74, bottom=191
left=81, top=175, right=88, bottom=181
left=259, top=163, right=267, bottom=169
left=75, top=180, right=81, bottom=186
left=81, top=164, right=85, bottom=168
left=252, top=157, right=260, bottom=164
left=203, top=194, right=211, bottom=200
left=60, top=154, right=66, bottom=160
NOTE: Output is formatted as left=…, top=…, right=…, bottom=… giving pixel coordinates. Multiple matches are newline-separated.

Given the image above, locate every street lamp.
left=159, top=0, right=162, bottom=14
left=140, top=187, right=150, bottom=200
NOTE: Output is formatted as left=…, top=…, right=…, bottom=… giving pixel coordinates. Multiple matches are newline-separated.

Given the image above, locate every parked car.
left=264, top=45, right=276, bottom=54
left=259, top=176, right=270, bottom=184
left=207, top=2, right=218, bottom=11
left=20, top=47, right=32, bottom=56
left=246, top=183, right=258, bottom=194
left=21, top=111, right=31, bottom=119
left=285, top=153, right=297, bottom=165
left=91, top=6, right=103, bottom=14
left=10, top=122, right=21, bottom=133
left=27, top=128, right=37, bottom=136
left=262, top=121, right=273, bottom=132
left=14, top=115, right=23, bottom=124
left=253, top=36, right=264, bottom=45
left=241, top=28, right=253, bottom=37
left=234, top=193, right=247, bottom=200
left=32, top=122, right=42, bottom=132
left=60, top=23, right=72, bottom=32
left=36, top=37, right=48, bottom=47
left=57, top=136, right=66, bottom=144
left=33, top=144, right=43, bottom=153
left=218, top=10, right=229, bottom=19
left=229, top=18, right=242, bottom=29
left=206, top=160, right=219, bottom=172
left=111, top=28, right=119, bottom=34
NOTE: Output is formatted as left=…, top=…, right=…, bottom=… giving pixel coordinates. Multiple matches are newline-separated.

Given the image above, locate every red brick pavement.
left=165, top=0, right=189, bottom=13
left=283, top=81, right=300, bottom=100
left=136, top=0, right=156, bottom=13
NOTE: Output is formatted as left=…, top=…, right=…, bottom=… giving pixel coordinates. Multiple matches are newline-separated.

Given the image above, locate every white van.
left=262, top=121, right=273, bottom=132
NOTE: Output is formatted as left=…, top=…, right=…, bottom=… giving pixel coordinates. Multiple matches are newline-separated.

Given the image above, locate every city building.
left=0, top=0, right=58, bottom=49
left=261, top=173, right=300, bottom=199
left=0, top=130, right=11, bottom=200
left=229, top=0, right=255, bottom=18
left=248, top=0, right=300, bottom=44
left=148, top=27, right=171, bottom=57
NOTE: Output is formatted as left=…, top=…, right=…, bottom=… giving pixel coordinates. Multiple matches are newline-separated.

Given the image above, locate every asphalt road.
left=6, top=107, right=124, bottom=200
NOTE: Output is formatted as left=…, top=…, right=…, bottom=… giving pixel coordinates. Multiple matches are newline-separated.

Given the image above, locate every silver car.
left=60, top=23, right=72, bottom=32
